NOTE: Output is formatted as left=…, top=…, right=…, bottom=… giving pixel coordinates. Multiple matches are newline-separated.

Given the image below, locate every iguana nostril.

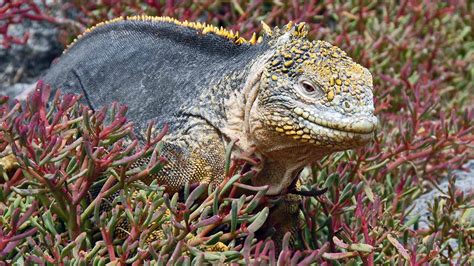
left=343, top=101, right=351, bottom=109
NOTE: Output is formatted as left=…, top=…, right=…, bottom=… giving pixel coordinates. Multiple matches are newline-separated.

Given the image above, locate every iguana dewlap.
left=43, top=16, right=377, bottom=202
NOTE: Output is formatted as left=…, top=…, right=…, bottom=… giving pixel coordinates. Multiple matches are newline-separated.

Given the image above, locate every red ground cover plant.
left=1, top=0, right=473, bottom=264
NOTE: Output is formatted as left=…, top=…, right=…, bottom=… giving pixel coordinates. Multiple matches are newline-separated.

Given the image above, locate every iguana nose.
left=348, top=117, right=378, bottom=133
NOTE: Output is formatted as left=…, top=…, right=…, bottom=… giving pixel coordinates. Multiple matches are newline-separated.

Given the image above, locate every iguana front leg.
left=264, top=194, right=304, bottom=250
left=261, top=179, right=327, bottom=250
left=110, top=122, right=226, bottom=238
left=139, top=141, right=225, bottom=194
left=137, top=122, right=226, bottom=194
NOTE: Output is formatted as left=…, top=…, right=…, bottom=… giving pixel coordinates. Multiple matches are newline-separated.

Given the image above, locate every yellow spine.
left=65, top=16, right=264, bottom=53
left=65, top=16, right=310, bottom=54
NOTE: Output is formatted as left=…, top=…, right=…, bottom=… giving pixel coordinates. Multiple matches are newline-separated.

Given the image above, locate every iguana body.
left=42, top=16, right=377, bottom=243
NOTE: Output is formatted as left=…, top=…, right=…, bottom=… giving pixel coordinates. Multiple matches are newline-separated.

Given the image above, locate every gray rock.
left=0, top=20, right=63, bottom=95
left=1, top=83, right=36, bottom=100
left=407, top=160, right=474, bottom=229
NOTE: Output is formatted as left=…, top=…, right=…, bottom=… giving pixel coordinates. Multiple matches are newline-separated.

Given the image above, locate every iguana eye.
left=297, top=80, right=322, bottom=99
left=302, top=82, right=315, bottom=93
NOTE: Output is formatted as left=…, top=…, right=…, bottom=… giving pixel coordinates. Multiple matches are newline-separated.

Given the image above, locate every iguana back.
left=43, top=17, right=268, bottom=131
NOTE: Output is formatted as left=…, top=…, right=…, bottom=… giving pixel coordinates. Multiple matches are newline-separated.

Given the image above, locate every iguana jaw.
left=259, top=104, right=377, bottom=151
left=285, top=107, right=378, bottom=148
left=292, top=107, right=377, bottom=134
left=247, top=98, right=374, bottom=196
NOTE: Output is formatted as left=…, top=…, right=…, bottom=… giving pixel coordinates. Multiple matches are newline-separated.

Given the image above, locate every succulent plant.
left=1, top=0, right=473, bottom=264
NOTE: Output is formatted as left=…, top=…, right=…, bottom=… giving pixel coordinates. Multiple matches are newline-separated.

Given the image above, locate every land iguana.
left=41, top=16, right=377, bottom=244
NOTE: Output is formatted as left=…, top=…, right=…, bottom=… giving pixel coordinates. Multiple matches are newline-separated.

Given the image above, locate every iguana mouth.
left=293, top=107, right=377, bottom=136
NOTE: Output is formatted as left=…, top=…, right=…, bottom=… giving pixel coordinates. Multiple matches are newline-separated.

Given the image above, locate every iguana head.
left=253, top=24, right=377, bottom=152
left=245, top=23, right=377, bottom=194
